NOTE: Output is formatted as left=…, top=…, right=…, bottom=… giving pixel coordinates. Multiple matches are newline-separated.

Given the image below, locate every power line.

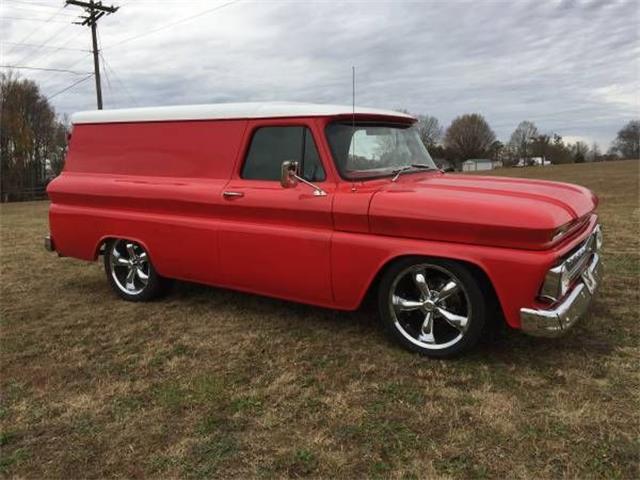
left=47, top=73, right=94, bottom=100
left=1, top=64, right=92, bottom=74
left=2, top=40, right=89, bottom=52
left=5, top=5, right=69, bottom=56
left=100, top=50, right=139, bottom=106
left=31, top=28, right=91, bottom=86
left=99, top=51, right=114, bottom=107
left=3, top=0, right=69, bottom=8
left=3, top=4, right=77, bottom=17
left=104, top=0, right=241, bottom=49
left=36, top=30, right=88, bottom=70
left=95, top=29, right=113, bottom=108
left=97, top=27, right=138, bottom=107
left=13, top=22, right=75, bottom=65
left=13, top=21, right=86, bottom=64
left=0, top=15, right=70, bottom=23
left=52, top=52, right=93, bottom=73
left=5, top=0, right=242, bottom=106
left=96, top=29, right=113, bottom=107
left=35, top=50, right=92, bottom=87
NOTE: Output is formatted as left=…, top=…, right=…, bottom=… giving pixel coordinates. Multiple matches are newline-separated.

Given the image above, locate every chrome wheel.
left=389, top=263, right=471, bottom=351
left=109, top=240, right=150, bottom=295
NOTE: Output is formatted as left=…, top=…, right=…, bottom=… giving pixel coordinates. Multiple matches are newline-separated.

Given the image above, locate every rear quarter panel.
left=48, top=118, right=247, bottom=284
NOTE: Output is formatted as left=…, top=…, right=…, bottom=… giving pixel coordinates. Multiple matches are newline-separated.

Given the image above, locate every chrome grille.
left=564, top=233, right=596, bottom=282
left=539, top=224, right=602, bottom=303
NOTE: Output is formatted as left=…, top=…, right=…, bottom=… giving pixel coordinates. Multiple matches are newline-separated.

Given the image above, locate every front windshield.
left=325, top=122, right=437, bottom=179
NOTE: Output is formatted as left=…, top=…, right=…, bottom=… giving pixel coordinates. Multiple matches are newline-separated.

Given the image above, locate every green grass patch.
left=185, top=434, right=237, bottom=479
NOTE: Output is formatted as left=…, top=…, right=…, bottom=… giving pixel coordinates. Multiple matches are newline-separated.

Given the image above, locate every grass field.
left=1, top=160, right=638, bottom=479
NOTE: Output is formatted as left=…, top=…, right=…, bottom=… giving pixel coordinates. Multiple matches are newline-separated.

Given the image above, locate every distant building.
left=462, top=159, right=503, bottom=172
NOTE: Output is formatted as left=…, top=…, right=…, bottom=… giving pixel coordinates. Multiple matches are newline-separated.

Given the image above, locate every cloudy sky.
left=1, top=0, right=639, bottom=148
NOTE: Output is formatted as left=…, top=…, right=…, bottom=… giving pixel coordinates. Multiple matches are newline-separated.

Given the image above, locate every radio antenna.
left=352, top=65, right=355, bottom=119
left=351, top=65, right=356, bottom=164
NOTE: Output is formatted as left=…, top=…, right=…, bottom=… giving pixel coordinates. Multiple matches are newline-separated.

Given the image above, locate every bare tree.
left=589, top=142, right=601, bottom=162
left=394, top=110, right=443, bottom=149
left=444, top=114, right=496, bottom=167
left=414, top=115, right=443, bottom=149
left=509, top=121, right=539, bottom=164
left=0, top=72, right=68, bottom=201
left=610, top=120, right=640, bottom=159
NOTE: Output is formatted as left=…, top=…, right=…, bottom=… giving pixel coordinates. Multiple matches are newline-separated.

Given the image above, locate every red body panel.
left=48, top=114, right=599, bottom=329
left=369, top=172, right=597, bottom=250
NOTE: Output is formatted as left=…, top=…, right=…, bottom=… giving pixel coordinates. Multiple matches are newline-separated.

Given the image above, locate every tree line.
left=408, top=111, right=639, bottom=170
left=0, top=73, right=68, bottom=202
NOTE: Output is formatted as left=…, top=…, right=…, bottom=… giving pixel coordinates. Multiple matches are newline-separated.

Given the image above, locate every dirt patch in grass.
left=1, top=160, right=639, bottom=478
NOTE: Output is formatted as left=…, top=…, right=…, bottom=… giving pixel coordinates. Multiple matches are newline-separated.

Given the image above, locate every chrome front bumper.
left=520, top=234, right=603, bottom=338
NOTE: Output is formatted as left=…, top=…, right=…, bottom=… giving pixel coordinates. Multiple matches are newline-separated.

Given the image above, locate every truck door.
left=218, top=121, right=334, bottom=306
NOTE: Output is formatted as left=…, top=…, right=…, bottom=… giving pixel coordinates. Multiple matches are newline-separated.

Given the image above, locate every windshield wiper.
left=391, top=164, right=435, bottom=182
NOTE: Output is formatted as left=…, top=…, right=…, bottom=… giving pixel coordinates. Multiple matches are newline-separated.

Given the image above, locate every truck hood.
left=368, top=173, right=597, bottom=250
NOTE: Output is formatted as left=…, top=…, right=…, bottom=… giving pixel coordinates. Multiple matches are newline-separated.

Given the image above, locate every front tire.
left=104, top=239, right=164, bottom=301
left=378, top=257, right=487, bottom=357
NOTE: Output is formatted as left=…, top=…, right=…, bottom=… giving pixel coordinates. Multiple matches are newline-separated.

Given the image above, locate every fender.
left=330, top=214, right=597, bottom=328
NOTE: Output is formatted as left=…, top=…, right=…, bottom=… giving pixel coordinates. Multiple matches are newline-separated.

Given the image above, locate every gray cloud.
left=2, top=0, right=638, bottom=147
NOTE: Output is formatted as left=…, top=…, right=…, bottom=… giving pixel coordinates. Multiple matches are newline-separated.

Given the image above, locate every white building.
left=462, top=159, right=503, bottom=172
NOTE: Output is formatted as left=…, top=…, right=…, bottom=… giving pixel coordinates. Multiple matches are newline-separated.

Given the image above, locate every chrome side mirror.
left=280, top=160, right=300, bottom=189
left=279, top=160, right=327, bottom=197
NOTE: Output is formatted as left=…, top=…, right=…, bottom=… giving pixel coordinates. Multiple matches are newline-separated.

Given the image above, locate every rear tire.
left=103, top=239, right=165, bottom=301
left=377, top=257, right=487, bottom=357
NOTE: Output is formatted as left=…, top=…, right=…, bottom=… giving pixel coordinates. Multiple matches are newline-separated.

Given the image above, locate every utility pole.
left=66, top=0, right=118, bottom=109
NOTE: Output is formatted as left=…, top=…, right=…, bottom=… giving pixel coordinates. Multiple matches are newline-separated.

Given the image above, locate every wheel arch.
left=359, top=254, right=506, bottom=325
left=94, top=235, right=154, bottom=261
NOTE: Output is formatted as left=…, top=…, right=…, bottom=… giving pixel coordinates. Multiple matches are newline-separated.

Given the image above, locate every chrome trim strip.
left=520, top=252, right=602, bottom=338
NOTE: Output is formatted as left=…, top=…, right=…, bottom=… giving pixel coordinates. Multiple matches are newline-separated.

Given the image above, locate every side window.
left=241, top=126, right=325, bottom=182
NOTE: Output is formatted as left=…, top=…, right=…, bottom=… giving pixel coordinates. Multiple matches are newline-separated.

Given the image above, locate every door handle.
left=223, top=191, right=244, bottom=198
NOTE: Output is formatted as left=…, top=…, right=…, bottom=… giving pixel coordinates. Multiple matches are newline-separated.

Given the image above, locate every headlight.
left=541, top=264, right=570, bottom=302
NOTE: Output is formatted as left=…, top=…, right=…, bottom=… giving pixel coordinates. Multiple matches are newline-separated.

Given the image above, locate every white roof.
left=71, top=102, right=415, bottom=124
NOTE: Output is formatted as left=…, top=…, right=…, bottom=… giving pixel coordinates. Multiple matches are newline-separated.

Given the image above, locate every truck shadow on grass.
left=160, top=278, right=616, bottom=365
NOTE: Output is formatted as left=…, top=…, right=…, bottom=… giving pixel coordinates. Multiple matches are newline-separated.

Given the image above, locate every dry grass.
left=1, top=160, right=639, bottom=479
